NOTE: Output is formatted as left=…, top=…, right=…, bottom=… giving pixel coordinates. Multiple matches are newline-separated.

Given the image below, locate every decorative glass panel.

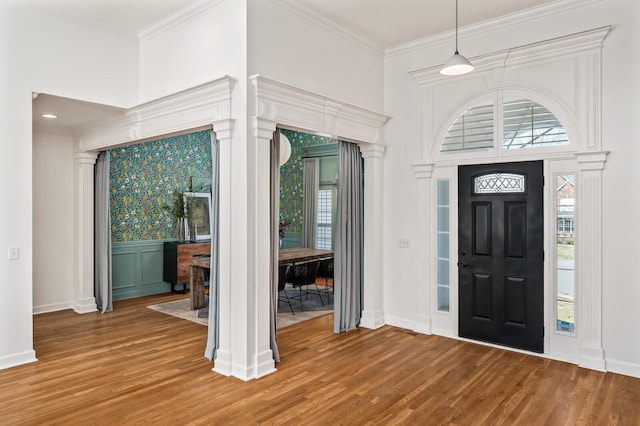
left=503, top=99, right=569, bottom=149
left=556, top=174, right=575, bottom=334
left=474, top=173, right=525, bottom=194
left=441, top=104, right=494, bottom=153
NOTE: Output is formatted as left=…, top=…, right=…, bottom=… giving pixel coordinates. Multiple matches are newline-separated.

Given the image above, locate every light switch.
left=398, top=238, right=410, bottom=248
left=8, top=247, right=19, bottom=260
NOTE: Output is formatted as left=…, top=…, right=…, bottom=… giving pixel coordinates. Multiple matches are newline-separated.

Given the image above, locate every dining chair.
left=316, top=258, right=334, bottom=301
left=285, top=260, right=322, bottom=311
left=278, top=264, right=295, bottom=315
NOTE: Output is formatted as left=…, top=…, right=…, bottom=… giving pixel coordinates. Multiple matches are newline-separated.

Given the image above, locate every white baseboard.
left=33, top=301, right=74, bottom=315
left=0, top=350, right=38, bottom=370
left=385, top=315, right=422, bottom=332
left=606, top=358, right=640, bottom=379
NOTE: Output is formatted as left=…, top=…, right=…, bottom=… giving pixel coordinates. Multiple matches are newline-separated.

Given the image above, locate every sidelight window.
left=555, top=174, right=575, bottom=334
left=436, top=179, right=450, bottom=312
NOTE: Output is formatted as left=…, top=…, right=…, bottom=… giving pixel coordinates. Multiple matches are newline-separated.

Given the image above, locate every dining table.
left=278, top=247, right=334, bottom=265
left=188, top=247, right=335, bottom=310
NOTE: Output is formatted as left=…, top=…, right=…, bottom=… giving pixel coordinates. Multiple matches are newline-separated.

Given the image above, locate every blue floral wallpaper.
left=279, top=129, right=337, bottom=234
left=109, top=130, right=213, bottom=242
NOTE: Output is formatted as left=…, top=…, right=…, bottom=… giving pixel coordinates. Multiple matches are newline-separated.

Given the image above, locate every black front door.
left=458, top=161, right=544, bottom=353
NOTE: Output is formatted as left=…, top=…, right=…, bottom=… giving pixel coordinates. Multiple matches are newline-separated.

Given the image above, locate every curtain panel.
left=95, top=150, right=112, bottom=314
left=334, top=141, right=364, bottom=333
left=302, top=157, right=319, bottom=248
left=270, top=130, right=281, bottom=362
left=204, top=134, right=221, bottom=361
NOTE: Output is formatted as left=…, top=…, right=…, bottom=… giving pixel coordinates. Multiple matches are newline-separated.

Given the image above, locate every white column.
left=412, top=163, right=434, bottom=334
left=211, top=119, right=234, bottom=377
left=359, top=143, right=386, bottom=329
left=73, top=152, right=98, bottom=314
left=576, top=151, right=607, bottom=371
left=250, top=117, right=277, bottom=378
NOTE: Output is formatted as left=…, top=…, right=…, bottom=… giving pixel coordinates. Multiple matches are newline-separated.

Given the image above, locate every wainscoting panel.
left=112, top=241, right=171, bottom=300
left=281, top=232, right=302, bottom=249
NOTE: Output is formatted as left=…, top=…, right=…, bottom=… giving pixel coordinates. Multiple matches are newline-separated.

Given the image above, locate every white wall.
left=32, top=130, right=75, bottom=314
left=138, top=0, right=247, bottom=103
left=248, top=0, right=384, bottom=112
left=0, top=3, right=138, bottom=369
left=383, top=0, right=640, bottom=376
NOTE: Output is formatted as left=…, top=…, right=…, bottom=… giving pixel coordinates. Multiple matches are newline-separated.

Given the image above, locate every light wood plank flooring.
left=0, top=293, right=639, bottom=425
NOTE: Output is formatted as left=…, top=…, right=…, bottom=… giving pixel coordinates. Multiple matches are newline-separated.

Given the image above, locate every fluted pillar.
left=359, top=143, right=386, bottom=329
left=576, top=151, right=607, bottom=371
left=210, top=119, right=235, bottom=377
left=73, top=152, right=99, bottom=313
left=412, top=162, right=435, bottom=334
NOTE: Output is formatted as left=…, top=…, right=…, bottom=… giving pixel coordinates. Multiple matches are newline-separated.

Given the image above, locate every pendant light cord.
left=455, top=0, right=459, bottom=54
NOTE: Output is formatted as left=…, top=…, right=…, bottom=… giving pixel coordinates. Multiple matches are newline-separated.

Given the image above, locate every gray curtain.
left=301, top=157, right=319, bottom=248
left=334, top=141, right=364, bottom=333
left=270, top=130, right=281, bottom=362
left=94, top=150, right=112, bottom=314
left=204, top=133, right=220, bottom=360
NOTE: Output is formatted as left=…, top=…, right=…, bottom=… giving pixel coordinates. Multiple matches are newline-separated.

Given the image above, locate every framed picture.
left=184, top=192, right=212, bottom=241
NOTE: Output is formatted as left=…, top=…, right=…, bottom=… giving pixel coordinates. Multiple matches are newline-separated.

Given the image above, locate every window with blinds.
left=441, top=98, right=569, bottom=154
left=503, top=100, right=569, bottom=149
left=316, top=188, right=334, bottom=250
left=441, top=104, right=494, bottom=153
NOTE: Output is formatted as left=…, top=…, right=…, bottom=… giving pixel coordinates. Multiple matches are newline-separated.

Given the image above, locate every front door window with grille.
left=316, top=187, right=335, bottom=249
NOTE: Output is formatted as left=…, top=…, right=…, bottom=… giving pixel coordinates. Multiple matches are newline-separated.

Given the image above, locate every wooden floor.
left=1, top=293, right=639, bottom=425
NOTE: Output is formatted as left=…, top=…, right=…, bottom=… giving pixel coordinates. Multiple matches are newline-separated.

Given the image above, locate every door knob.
left=458, top=261, right=467, bottom=268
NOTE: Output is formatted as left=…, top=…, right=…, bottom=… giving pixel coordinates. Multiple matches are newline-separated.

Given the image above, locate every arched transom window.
left=442, top=98, right=569, bottom=154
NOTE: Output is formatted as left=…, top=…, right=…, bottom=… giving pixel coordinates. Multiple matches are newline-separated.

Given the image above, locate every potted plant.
left=165, top=190, right=191, bottom=242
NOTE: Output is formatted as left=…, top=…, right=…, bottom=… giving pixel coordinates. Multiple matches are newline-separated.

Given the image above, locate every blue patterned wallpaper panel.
left=109, top=130, right=212, bottom=242
left=279, top=129, right=338, bottom=234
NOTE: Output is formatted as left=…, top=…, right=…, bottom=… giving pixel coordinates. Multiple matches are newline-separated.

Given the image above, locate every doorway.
left=458, top=161, right=544, bottom=353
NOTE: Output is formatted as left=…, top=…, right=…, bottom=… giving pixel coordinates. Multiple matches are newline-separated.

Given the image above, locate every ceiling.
left=30, top=0, right=554, bottom=134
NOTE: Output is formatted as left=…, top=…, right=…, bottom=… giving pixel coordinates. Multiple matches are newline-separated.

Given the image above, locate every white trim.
left=74, top=152, right=98, bottom=315
left=138, top=0, right=225, bottom=41
left=606, top=359, right=640, bottom=380
left=250, top=74, right=390, bottom=346
left=79, top=76, right=235, bottom=151
left=271, top=0, right=383, bottom=54
left=410, top=27, right=609, bottom=372
left=387, top=0, right=605, bottom=57
left=0, top=350, right=38, bottom=371
left=409, top=26, right=610, bottom=85
left=249, top=75, right=389, bottom=144
left=33, top=301, right=74, bottom=315
left=385, top=316, right=426, bottom=334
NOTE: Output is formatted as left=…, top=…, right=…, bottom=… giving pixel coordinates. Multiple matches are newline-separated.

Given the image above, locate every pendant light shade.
left=440, top=0, right=474, bottom=76
left=441, top=51, right=474, bottom=76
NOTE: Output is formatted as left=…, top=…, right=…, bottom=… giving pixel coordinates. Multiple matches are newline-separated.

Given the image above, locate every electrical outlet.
left=8, top=247, right=19, bottom=260
left=398, top=238, right=410, bottom=248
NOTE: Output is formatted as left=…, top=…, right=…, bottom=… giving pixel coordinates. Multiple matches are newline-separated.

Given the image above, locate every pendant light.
left=440, top=0, right=474, bottom=76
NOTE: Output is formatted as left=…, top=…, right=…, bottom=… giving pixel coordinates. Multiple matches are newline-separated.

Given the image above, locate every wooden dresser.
left=163, top=241, right=211, bottom=292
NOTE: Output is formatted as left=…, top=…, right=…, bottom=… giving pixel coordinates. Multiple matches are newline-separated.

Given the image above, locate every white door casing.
left=410, top=27, right=609, bottom=370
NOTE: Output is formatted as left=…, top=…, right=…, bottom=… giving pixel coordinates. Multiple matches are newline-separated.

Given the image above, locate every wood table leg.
left=190, top=265, right=206, bottom=310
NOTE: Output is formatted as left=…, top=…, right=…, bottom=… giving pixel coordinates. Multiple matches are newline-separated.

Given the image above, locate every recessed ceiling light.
left=41, top=114, right=58, bottom=119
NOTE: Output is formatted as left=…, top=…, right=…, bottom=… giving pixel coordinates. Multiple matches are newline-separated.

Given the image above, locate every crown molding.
left=271, top=0, right=383, bottom=54
left=78, top=75, right=235, bottom=151
left=386, top=0, right=605, bottom=58
left=250, top=74, right=390, bottom=145
left=409, top=26, right=611, bottom=85
left=138, top=0, right=225, bottom=41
